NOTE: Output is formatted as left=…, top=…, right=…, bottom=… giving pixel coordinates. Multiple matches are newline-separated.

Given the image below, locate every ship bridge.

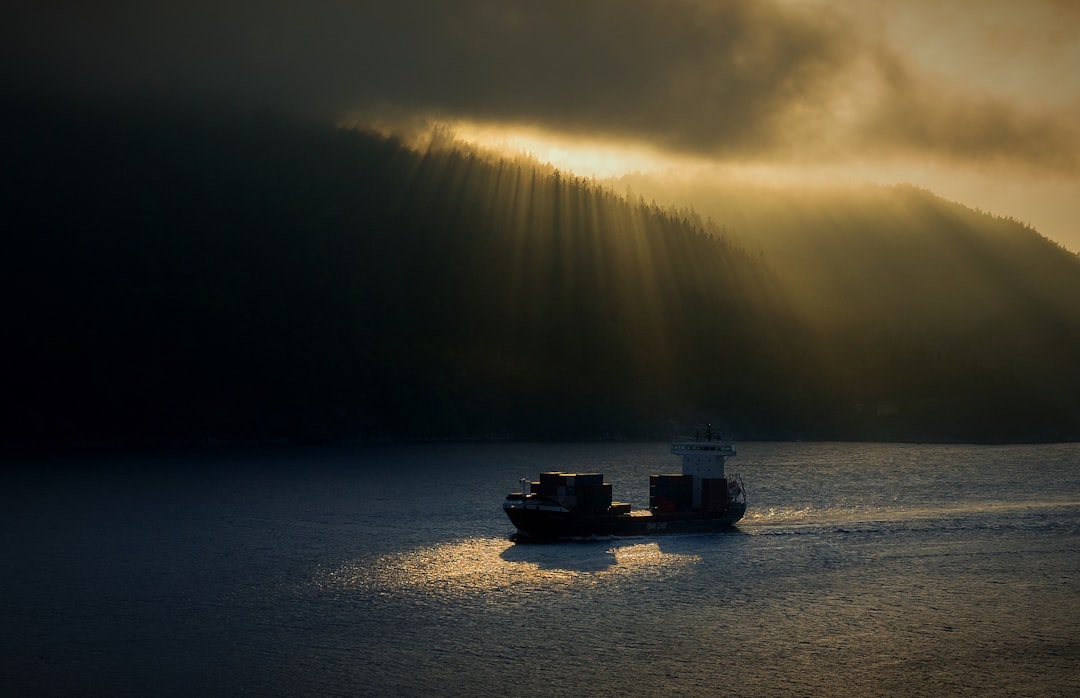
left=670, top=426, right=736, bottom=508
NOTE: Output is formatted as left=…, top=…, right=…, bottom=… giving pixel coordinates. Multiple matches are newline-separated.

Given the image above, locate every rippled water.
left=3, top=442, right=1079, bottom=696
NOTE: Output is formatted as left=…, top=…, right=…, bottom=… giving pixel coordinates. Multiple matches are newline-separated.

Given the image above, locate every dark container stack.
left=531, top=472, right=612, bottom=513
left=649, top=473, right=693, bottom=512
left=700, top=477, right=730, bottom=512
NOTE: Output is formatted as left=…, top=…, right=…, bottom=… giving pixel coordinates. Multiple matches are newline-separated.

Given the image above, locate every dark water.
left=3, top=442, right=1078, bottom=696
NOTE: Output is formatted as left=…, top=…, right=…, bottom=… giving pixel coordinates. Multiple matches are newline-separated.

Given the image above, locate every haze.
left=4, top=0, right=1078, bottom=250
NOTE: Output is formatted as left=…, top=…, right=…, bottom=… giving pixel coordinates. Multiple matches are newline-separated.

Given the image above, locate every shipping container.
left=535, top=472, right=615, bottom=510
left=700, top=477, right=728, bottom=511
left=650, top=473, right=693, bottom=510
left=651, top=496, right=679, bottom=512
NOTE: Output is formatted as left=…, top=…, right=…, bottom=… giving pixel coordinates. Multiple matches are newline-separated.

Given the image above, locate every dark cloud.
left=1, top=0, right=854, bottom=155
left=2, top=0, right=1076, bottom=173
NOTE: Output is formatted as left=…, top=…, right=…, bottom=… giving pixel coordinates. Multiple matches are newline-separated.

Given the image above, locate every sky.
left=4, top=0, right=1079, bottom=250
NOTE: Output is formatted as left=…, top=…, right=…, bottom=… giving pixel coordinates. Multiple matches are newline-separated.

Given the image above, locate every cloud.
left=1, top=1, right=855, bottom=154
left=852, top=47, right=1080, bottom=174
left=3, top=0, right=1077, bottom=174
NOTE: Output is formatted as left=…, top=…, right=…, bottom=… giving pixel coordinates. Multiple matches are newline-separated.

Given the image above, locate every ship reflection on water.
left=318, top=537, right=705, bottom=598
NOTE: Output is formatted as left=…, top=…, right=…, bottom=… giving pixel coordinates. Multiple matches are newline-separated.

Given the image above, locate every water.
left=3, top=442, right=1079, bottom=696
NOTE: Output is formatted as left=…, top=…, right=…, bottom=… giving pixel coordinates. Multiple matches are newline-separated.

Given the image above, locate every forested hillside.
left=616, top=174, right=1080, bottom=441
left=4, top=97, right=1079, bottom=446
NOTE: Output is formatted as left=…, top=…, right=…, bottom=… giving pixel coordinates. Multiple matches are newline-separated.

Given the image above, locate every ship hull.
left=504, top=502, right=746, bottom=541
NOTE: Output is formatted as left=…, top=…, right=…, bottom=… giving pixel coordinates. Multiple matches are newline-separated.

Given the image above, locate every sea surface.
left=2, top=442, right=1079, bottom=696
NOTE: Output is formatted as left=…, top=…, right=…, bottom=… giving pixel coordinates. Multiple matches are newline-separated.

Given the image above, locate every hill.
left=3, top=97, right=1079, bottom=446
left=615, top=174, right=1080, bottom=441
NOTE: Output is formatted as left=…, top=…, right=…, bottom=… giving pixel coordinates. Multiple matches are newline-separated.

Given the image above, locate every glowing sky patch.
left=445, top=121, right=681, bottom=179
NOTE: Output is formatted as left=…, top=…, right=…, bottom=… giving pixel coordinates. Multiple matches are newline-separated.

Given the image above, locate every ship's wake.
left=742, top=498, right=1080, bottom=536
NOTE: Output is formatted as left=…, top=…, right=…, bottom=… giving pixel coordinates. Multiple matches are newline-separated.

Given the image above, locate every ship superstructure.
left=503, top=426, right=746, bottom=540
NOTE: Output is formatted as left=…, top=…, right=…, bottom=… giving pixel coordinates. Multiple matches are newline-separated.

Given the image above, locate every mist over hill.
left=4, top=97, right=1079, bottom=447
left=615, top=174, right=1080, bottom=440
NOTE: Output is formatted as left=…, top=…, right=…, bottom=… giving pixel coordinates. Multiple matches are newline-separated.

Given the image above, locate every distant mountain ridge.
left=4, top=96, right=1079, bottom=446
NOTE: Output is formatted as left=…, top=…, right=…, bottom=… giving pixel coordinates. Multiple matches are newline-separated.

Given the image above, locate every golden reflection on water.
left=319, top=538, right=701, bottom=598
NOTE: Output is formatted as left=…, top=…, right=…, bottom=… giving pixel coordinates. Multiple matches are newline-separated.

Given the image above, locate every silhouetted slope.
left=615, top=175, right=1080, bottom=440
left=2, top=97, right=796, bottom=445
left=4, top=96, right=1079, bottom=446
left=767, top=187, right=1080, bottom=441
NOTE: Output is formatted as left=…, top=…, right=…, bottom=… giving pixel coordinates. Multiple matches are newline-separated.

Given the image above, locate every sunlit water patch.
left=317, top=537, right=703, bottom=600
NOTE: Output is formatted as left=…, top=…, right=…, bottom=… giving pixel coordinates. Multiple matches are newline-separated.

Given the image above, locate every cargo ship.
left=503, top=428, right=746, bottom=540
